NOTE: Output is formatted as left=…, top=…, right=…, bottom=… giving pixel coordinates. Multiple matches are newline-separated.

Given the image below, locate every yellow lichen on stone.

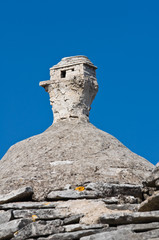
left=32, top=214, right=38, bottom=222
left=75, top=186, right=85, bottom=191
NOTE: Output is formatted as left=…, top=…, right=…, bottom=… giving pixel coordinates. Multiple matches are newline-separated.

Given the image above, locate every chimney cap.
left=50, top=55, right=97, bottom=70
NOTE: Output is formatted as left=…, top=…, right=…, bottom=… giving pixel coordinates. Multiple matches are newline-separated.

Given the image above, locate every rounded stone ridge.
left=51, top=55, right=97, bottom=70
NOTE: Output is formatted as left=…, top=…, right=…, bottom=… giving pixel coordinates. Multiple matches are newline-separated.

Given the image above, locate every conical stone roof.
left=0, top=56, right=154, bottom=200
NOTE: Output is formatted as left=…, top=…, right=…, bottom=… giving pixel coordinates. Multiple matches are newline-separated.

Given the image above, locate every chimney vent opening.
left=61, top=70, right=66, bottom=78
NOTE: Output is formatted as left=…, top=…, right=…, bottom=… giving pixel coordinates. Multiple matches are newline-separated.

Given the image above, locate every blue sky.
left=0, top=0, right=159, bottom=165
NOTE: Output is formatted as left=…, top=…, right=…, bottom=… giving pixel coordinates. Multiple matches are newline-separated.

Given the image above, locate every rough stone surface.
left=13, top=208, right=70, bottom=220
left=55, top=199, right=129, bottom=225
left=81, top=229, right=159, bottom=240
left=145, top=166, right=159, bottom=187
left=118, top=222, right=159, bottom=232
left=149, top=239, right=159, bottom=240
left=0, top=56, right=154, bottom=201
left=0, top=121, right=153, bottom=201
left=64, top=223, right=108, bottom=232
left=80, top=230, right=136, bottom=240
left=0, top=187, right=33, bottom=204
left=0, top=219, right=31, bottom=240
left=100, top=211, right=159, bottom=225
left=40, top=56, right=98, bottom=123
left=85, top=183, right=143, bottom=199
left=1, top=188, right=159, bottom=240
left=63, top=214, right=82, bottom=225
left=0, top=201, right=56, bottom=210
left=0, top=210, right=12, bottom=225
left=11, top=220, right=64, bottom=240
left=102, top=197, right=119, bottom=204
left=138, top=191, right=159, bottom=212
left=38, top=229, right=102, bottom=240
left=47, top=190, right=98, bottom=200
left=105, top=204, right=138, bottom=211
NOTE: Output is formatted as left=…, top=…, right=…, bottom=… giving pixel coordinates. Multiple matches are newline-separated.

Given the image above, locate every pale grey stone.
left=64, top=223, right=108, bottom=232
left=11, top=220, right=64, bottom=240
left=40, top=56, right=98, bottom=123
left=0, top=187, right=33, bottom=204
left=81, top=229, right=159, bottom=240
left=105, top=204, right=138, bottom=211
left=138, top=191, right=159, bottom=212
left=121, top=195, right=139, bottom=204
left=63, top=214, right=83, bottom=224
left=38, top=229, right=102, bottom=240
left=118, top=222, right=159, bottom=232
left=149, top=188, right=155, bottom=196
left=100, top=211, right=159, bottom=225
left=80, top=229, right=137, bottom=240
left=85, top=183, right=142, bottom=199
left=0, top=121, right=153, bottom=201
left=155, top=179, right=159, bottom=187
left=0, top=219, right=31, bottom=240
left=102, top=197, right=119, bottom=204
left=149, top=238, right=159, bottom=240
left=143, top=193, right=149, bottom=200
left=145, top=165, right=159, bottom=187
left=0, top=210, right=12, bottom=225
left=13, top=208, right=70, bottom=220
left=117, top=229, right=159, bottom=240
left=50, top=160, right=73, bottom=166
left=55, top=199, right=111, bottom=225
left=0, top=202, right=56, bottom=210
left=47, top=190, right=98, bottom=200
left=47, top=184, right=143, bottom=202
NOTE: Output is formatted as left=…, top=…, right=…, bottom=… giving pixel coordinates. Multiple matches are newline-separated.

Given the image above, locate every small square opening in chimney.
left=61, top=70, right=66, bottom=78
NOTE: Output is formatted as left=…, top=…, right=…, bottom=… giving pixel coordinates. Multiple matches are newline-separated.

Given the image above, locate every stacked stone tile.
left=1, top=180, right=159, bottom=240
left=0, top=56, right=158, bottom=239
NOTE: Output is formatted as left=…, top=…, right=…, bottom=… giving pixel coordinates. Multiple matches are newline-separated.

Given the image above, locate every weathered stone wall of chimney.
left=40, top=56, right=98, bottom=123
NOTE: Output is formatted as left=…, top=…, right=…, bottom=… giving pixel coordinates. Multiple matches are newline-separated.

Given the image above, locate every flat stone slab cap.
left=0, top=187, right=33, bottom=204
left=50, top=55, right=97, bottom=70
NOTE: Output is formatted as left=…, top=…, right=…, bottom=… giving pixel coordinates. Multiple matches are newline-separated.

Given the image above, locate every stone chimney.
left=40, top=56, right=98, bottom=123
